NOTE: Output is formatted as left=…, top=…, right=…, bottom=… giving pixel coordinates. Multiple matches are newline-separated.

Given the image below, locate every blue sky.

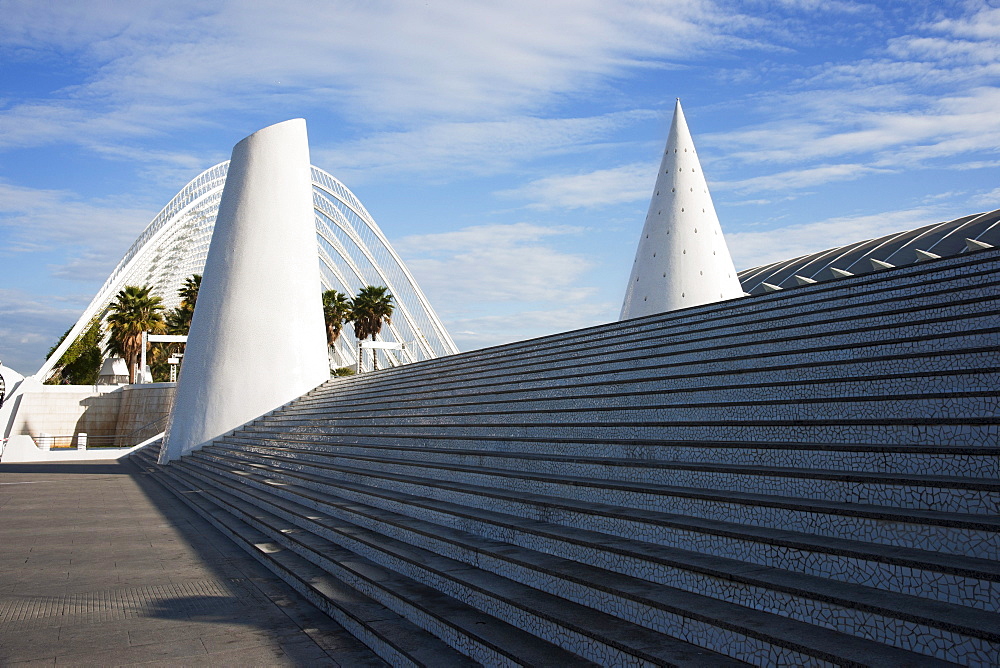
left=2, top=0, right=1000, bottom=373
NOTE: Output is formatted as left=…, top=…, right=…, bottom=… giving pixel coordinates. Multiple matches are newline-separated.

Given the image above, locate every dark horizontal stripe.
left=231, top=443, right=999, bottom=491
left=285, top=366, right=1000, bottom=417
left=235, top=429, right=1000, bottom=456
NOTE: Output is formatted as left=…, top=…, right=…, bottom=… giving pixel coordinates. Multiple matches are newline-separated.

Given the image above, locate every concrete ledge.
left=1, top=433, right=161, bottom=463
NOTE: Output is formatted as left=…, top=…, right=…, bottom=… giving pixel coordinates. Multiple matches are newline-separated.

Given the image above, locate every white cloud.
left=0, top=182, right=156, bottom=280
left=726, top=198, right=775, bottom=206
left=886, top=35, right=1000, bottom=65
left=707, top=86, right=1000, bottom=171
left=715, top=163, right=892, bottom=193
left=499, top=162, right=655, bottom=209
left=392, top=221, right=615, bottom=349
left=447, top=302, right=618, bottom=351
left=314, top=112, right=653, bottom=182
left=0, top=288, right=90, bottom=374
left=953, top=159, right=1000, bottom=170
left=929, top=6, right=1000, bottom=40
left=762, top=0, right=866, bottom=11
left=700, top=2, right=1000, bottom=176
left=396, top=222, right=595, bottom=306
left=971, top=186, right=1000, bottom=208
left=0, top=0, right=749, bottom=153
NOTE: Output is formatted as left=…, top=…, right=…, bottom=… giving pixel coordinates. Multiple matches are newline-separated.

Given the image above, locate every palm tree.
left=105, top=285, right=165, bottom=384
left=152, top=274, right=201, bottom=382
left=166, top=274, right=202, bottom=335
left=178, top=274, right=201, bottom=311
left=351, top=285, right=394, bottom=371
left=322, top=289, right=353, bottom=348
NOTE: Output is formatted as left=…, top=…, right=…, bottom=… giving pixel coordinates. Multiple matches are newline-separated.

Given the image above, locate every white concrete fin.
left=870, top=258, right=895, bottom=270
left=620, top=99, right=743, bottom=320
left=915, top=248, right=941, bottom=262
left=794, top=275, right=817, bottom=286
left=966, top=237, right=994, bottom=251
left=829, top=267, right=854, bottom=278
left=160, top=119, right=329, bottom=464
left=761, top=282, right=783, bottom=292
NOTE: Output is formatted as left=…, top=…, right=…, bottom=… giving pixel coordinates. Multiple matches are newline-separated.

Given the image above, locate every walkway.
left=0, top=459, right=386, bottom=666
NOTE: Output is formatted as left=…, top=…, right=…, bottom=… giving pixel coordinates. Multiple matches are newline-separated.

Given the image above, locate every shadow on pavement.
left=0, top=446, right=354, bottom=665
left=0, top=461, right=129, bottom=475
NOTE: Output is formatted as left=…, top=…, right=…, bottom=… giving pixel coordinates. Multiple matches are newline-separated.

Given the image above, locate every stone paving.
left=0, top=459, right=386, bottom=666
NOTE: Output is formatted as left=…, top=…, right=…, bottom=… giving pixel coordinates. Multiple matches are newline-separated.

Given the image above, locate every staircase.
left=132, top=248, right=1000, bottom=666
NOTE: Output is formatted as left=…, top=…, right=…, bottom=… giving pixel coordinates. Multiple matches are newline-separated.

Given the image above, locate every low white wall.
left=2, top=383, right=176, bottom=456
left=9, top=385, right=124, bottom=447
left=0, top=434, right=154, bottom=463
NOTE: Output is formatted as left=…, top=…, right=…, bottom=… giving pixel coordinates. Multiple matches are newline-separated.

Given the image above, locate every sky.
left=2, top=0, right=1000, bottom=373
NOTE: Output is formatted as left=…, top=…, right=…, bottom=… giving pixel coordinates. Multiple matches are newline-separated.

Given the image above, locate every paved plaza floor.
left=0, top=459, right=386, bottom=666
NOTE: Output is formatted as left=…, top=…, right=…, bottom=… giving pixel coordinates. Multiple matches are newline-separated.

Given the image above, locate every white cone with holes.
left=160, top=119, right=329, bottom=463
left=620, top=100, right=743, bottom=320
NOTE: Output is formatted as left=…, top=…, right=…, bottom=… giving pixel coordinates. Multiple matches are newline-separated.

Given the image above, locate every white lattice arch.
left=38, top=162, right=458, bottom=380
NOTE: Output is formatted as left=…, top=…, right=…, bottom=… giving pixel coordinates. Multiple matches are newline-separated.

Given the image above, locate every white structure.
left=0, top=361, right=23, bottom=407
left=160, top=119, right=329, bottom=464
left=4, top=118, right=458, bottom=460
left=620, top=99, right=744, bottom=320
left=739, top=208, right=1000, bottom=293
left=0, top=362, right=25, bottom=451
left=1, top=379, right=174, bottom=463
left=36, top=155, right=456, bottom=383
left=97, top=357, right=129, bottom=385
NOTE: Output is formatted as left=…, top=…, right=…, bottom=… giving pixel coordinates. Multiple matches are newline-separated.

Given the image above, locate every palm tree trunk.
left=127, top=335, right=139, bottom=384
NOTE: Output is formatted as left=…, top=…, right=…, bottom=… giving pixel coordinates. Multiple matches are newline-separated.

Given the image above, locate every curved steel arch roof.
left=738, top=208, right=1000, bottom=294
left=38, top=162, right=458, bottom=379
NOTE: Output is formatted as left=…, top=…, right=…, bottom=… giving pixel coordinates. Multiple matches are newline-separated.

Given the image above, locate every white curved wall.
left=160, top=119, right=329, bottom=463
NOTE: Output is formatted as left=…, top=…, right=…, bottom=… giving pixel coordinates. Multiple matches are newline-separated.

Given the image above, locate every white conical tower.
left=620, top=100, right=743, bottom=320
left=160, top=119, right=329, bottom=463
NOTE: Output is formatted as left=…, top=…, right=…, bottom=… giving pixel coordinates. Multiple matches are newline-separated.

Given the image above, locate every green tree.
left=154, top=274, right=202, bottom=381
left=351, top=285, right=394, bottom=371
left=166, top=274, right=202, bottom=335
left=106, top=285, right=165, bottom=384
left=147, top=344, right=171, bottom=383
left=44, top=318, right=103, bottom=385
left=322, top=289, right=353, bottom=359
left=178, top=274, right=201, bottom=311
